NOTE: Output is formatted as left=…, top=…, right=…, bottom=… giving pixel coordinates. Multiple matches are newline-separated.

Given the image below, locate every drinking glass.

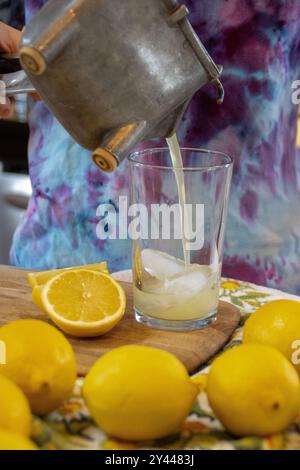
left=128, top=147, right=233, bottom=331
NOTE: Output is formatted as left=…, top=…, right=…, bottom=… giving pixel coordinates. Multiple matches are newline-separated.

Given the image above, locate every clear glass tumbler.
left=128, top=147, right=233, bottom=331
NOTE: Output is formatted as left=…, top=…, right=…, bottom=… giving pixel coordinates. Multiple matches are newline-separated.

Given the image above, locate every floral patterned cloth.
left=31, top=278, right=300, bottom=451
left=8, top=0, right=300, bottom=296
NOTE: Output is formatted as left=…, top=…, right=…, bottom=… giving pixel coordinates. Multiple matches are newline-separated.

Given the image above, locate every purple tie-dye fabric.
left=10, top=0, right=300, bottom=293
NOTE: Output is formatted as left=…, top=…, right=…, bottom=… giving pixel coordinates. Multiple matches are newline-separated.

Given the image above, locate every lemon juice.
left=166, top=134, right=191, bottom=265
left=134, top=249, right=219, bottom=322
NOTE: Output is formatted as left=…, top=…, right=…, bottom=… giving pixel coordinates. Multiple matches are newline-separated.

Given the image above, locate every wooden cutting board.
left=0, top=266, right=241, bottom=375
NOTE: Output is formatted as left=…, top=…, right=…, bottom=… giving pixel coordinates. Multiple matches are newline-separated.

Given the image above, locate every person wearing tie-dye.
left=1, top=1, right=300, bottom=294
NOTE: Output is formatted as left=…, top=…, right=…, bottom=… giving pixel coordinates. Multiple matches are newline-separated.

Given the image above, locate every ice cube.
left=145, top=264, right=214, bottom=297
left=141, top=249, right=185, bottom=280
left=165, top=265, right=213, bottom=296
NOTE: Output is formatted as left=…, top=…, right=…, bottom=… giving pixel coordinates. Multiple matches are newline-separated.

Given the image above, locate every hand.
left=0, top=22, right=22, bottom=118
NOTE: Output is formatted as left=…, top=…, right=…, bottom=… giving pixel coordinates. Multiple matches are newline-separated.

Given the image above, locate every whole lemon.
left=0, top=374, right=31, bottom=436
left=0, top=429, right=37, bottom=450
left=244, top=300, right=300, bottom=374
left=0, top=320, right=77, bottom=415
left=207, top=344, right=300, bottom=436
left=83, top=345, right=198, bottom=441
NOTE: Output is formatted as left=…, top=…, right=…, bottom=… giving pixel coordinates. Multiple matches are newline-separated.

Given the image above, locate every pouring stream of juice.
left=166, top=133, right=190, bottom=266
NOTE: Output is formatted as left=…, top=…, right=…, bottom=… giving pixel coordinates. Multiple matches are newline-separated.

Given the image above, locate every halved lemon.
left=33, top=270, right=126, bottom=337
left=27, top=262, right=108, bottom=288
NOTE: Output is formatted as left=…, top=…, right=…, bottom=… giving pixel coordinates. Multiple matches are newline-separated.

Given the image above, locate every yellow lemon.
left=27, top=261, right=108, bottom=288
left=243, top=300, right=300, bottom=374
left=0, top=320, right=77, bottom=416
left=0, top=375, right=32, bottom=436
left=207, top=344, right=300, bottom=436
left=83, top=345, right=198, bottom=441
left=33, top=270, right=126, bottom=338
left=0, top=429, right=37, bottom=450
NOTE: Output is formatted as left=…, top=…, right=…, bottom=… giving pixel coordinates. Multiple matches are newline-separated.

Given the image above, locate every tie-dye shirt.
left=10, top=0, right=300, bottom=294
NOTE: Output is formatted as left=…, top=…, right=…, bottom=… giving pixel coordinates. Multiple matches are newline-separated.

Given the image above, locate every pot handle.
left=0, top=54, right=35, bottom=96
left=162, top=0, right=224, bottom=104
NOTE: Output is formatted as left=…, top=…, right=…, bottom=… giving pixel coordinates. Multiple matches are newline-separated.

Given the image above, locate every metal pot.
left=2, top=0, right=224, bottom=172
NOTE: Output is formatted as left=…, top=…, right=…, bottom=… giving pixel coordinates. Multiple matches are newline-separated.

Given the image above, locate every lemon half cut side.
left=39, top=269, right=126, bottom=337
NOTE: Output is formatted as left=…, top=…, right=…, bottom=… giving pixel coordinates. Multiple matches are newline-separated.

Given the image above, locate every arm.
left=0, top=22, right=22, bottom=118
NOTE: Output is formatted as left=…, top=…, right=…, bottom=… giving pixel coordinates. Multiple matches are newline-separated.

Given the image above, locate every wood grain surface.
left=0, top=266, right=241, bottom=375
